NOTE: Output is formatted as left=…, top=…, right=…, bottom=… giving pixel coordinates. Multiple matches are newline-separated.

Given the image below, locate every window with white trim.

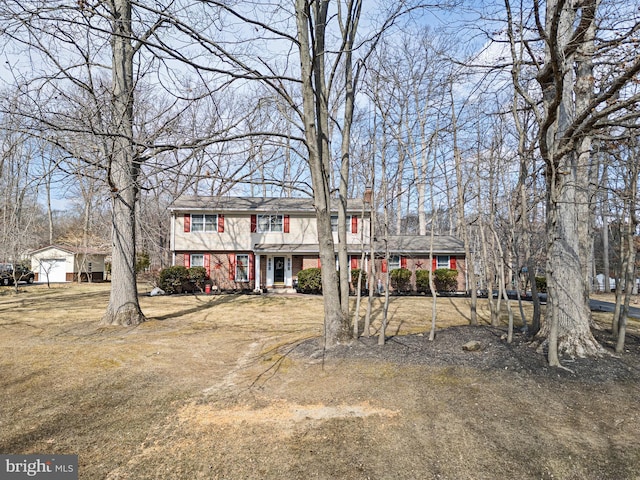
left=257, top=214, right=283, bottom=232
left=191, top=254, right=204, bottom=267
left=236, top=254, right=249, bottom=282
left=191, top=214, right=217, bottom=232
left=331, top=215, right=353, bottom=232
left=389, top=255, right=401, bottom=270
left=437, top=255, right=450, bottom=269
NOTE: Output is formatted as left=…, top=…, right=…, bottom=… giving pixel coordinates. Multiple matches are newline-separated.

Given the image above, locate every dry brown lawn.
left=1, top=283, right=639, bottom=479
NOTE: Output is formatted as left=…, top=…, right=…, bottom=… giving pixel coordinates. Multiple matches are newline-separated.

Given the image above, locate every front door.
left=274, top=256, right=285, bottom=284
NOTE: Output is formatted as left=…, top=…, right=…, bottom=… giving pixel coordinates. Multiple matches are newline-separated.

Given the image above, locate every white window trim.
left=257, top=214, right=283, bottom=233
left=436, top=255, right=450, bottom=269
left=191, top=214, right=217, bottom=232
left=331, top=215, right=354, bottom=233
left=236, top=254, right=249, bottom=282
left=191, top=254, right=204, bottom=267
left=389, top=255, right=401, bottom=271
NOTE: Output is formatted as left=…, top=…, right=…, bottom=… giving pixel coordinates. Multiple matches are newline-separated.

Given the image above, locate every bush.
left=350, top=268, right=367, bottom=293
left=535, top=276, right=547, bottom=293
left=297, top=268, right=322, bottom=294
left=390, top=268, right=412, bottom=293
left=157, top=266, right=210, bottom=294
left=188, top=266, right=208, bottom=289
left=415, top=269, right=432, bottom=293
left=158, top=266, right=190, bottom=294
left=434, top=268, right=458, bottom=292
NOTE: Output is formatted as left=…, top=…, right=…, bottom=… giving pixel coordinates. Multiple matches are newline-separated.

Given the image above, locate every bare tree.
left=610, top=134, right=639, bottom=352
left=502, top=0, right=640, bottom=364
left=0, top=103, right=45, bottom=272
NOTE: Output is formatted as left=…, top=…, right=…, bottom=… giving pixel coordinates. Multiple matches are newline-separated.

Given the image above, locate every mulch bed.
left=293, top=325, right=640, bottom=384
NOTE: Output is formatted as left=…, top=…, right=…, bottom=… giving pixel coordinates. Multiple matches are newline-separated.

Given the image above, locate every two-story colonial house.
left=169, top=196, right=370, bottom=291
left=169, top=195, right=468, bottom=293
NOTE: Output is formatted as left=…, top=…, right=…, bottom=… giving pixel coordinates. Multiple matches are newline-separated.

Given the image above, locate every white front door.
left=266, top=255, right=292, bottom=287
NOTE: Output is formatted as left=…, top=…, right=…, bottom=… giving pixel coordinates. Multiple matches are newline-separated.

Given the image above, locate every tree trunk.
left=536, top=0, right=603, bottom=362
left=428, top=210, right=437, bottom=341
left=601, top=163, right=611, bottom=293
left=615, top=140, right=638, bottom=353
left=295, top=0, right=349, bottom=348
left=378, top=140, right=391, bottom=346
left=101, top=0, right=145, bottom=326
left=452, top=96, right=477, bottom=325
left=338, top=0, right=361, bottom=324
left=574, top=2, right=598, bottom=300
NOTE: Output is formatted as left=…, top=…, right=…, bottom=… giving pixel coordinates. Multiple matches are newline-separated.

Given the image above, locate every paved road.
left=502, top=290, right=640, bottom=320
left=589, top=299, right=640, bottom=319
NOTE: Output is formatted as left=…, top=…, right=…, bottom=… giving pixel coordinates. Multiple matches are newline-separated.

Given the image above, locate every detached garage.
left=30, top=245, right=107, bottom=283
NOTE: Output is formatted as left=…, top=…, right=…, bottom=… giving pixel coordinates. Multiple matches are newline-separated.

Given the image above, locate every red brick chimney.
left=363, top=186, right=372, bottom=205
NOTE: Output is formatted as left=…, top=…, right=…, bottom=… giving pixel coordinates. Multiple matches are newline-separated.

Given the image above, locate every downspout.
left=170, top=212, right=176, bottom=266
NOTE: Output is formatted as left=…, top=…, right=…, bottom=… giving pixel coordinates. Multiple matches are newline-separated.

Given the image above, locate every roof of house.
left=253, top=236, right=465, bottom=256
left=169, top=195, right=367, bottom=214
left=374, top=235, right=465, bottom=255
left=29, top=244, right=109, bottom=256
left=253, top=243, right=366, bottom=254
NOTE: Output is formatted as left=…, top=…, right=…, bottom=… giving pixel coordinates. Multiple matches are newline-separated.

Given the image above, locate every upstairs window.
left=184, top=214, right=223, bottom=233
left=257, top=214, right=283, bottom=232
left=331, top=215, right=339, bottom=232
left=331, top=215, right=358, bottom=233
left=191, top=214, right=217, bottom=232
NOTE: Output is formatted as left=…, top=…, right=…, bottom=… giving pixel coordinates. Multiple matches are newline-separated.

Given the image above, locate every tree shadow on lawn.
left=149, top=293, right=243, bottom=322
left=0, top=289, right=109, bottom=315
left=0, top=369, right=179, bottom=480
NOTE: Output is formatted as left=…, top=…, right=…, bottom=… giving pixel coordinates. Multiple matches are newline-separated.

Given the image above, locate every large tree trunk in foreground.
left=543, top=164, right=601, bottom=360
left=295, top=0, right=349, bottom=348
left=101, top=0, right=145, bottom=326
left=537, top=0, right=602, bottom=363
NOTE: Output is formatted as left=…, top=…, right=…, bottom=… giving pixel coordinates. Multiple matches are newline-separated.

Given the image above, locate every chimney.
left=363, top=186, right=372, bottom=205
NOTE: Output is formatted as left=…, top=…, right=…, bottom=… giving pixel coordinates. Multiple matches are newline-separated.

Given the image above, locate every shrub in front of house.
left=297, top=267, right=323, bottom=294
left=188, top=267, right=208, bottom=290
left=390, top=268, right=412, bottom=293
left=415, top=269, right=432, bottom=293
left=158, top=266, right=190, bottom=294
left=434, top=268, right=458, bottom=292
left=350, top=268, right=367, bottom=293
left=158, top=266, right=210, bottom=294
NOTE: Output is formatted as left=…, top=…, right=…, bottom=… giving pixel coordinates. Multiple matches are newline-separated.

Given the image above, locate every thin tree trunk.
left=601, top=163, right=611, bottom=293
left=451, top=94, right=477, bottom=326
left=428, top=209, right=437, bottom=341
left=493, top=228, right=514, bottom=343
left=353, top=196, right=368, bottom=337
left=337, top=0, right=361, bottom=325
left=379, top=143, right=391, bottom=346
left=615, top=142, right=638, bottom=352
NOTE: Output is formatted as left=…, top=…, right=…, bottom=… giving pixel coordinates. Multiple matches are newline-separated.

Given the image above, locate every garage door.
left=39, top=259, right=67, bottom=283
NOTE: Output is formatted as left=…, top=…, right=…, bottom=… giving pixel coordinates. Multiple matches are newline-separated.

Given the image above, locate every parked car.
left=0, top=263, right=35, bottom=286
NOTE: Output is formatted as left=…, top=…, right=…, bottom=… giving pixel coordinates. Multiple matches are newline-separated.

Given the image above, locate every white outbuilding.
left=30, top=245, right=107, bottom=283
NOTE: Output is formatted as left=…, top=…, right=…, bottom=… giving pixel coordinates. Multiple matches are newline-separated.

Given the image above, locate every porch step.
left=265, top=287, right=298, bottom=295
